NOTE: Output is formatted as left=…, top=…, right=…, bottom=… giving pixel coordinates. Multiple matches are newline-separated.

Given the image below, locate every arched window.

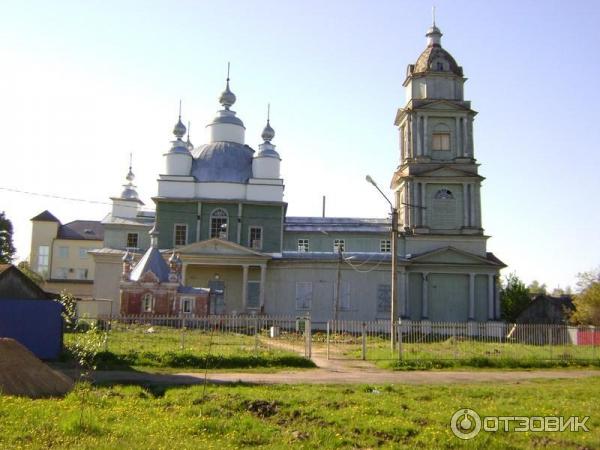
left=142, top=293, right=154, bottom=313
left=210, top=208, right=228, bottom=239
left=434, top=189, right=454, bottom=200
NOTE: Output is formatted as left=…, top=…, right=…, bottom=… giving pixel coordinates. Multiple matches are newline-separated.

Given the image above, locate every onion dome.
left=261, top=120, right=275, bottom=143
left=410, top=23, right=463, bottom=77
left=120, top=159, right=140, bottom=200
left=219, top=78, right=236, bottom=110
left=173, top=117, right=187, bottom=140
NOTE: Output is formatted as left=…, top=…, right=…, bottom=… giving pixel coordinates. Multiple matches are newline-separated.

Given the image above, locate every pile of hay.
left=0, top=338, right=73, bottom=398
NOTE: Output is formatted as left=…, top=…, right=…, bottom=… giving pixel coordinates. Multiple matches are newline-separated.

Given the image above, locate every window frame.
left=181, top=297, right=193, bottom=314
left=55, top=267, right=68, bottom=279
left=78, top=247, right=89, bottom=259
left=376, top=283, right=391, bottom=314
left=75, top=268, right=89, bottom=280
left=432, top=132, right=451, bottom=151
left=248, top=226, right=263, bottom=250
left=380, top=239, right=391, bottom=253
left=246, top=281, right=261, bottom=309
left=210, top=208, right=229, bottom=240
left=58, top=246, right=69, bottom=259
left=333, top=239, right=345, bottom=253
left=142, top=293, right=154, bottom=313
left=126, top=232, right=139, bottom=250
left=173, top=223, right=188, bottom=247
left=297, top=239, right=310, bottom=252
left=37, top=245, right=49, bottom=275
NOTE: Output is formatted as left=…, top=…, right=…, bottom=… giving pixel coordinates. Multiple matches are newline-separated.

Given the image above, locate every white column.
left=462, top=116, right=468, bottom=157
left=423, top=115, right=428, bottom=156
left=487, top=274, right=494, bottom=320
left=404, top=182, right=410, bottom=226
left=416, top=115, right=422, bottom=156
left=470, top=183, right=476, bottom=227
left=407, top=116, right=413, bottom=158
left=196, top=202, right=202, bottom=242
left=462, top=183, right=468, bottom=227
left=494, top=277, right=501, bottom=319
left=455, top=116, right=461, bottom=156
left=469, top=273, right=475, bottom=320
left=421, top=272, right=429, bottom=319
left=182, top=263, right=188, bottom=285
left=241, top=265, right=249, bottom=310
left=259, top=264, right=267, bottom=311
left=237, top=203, right=243, bottom=244
left=399, top=271, right=407, bottom=318
left=420, top=182, right=426, bottom=227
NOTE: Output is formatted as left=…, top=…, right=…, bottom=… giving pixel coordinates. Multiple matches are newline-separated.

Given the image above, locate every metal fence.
left=69, top=315, right=600, bottom=363
left=74, top=314, right=312, bottom=358
left=323, top=320, right=600, bottom=361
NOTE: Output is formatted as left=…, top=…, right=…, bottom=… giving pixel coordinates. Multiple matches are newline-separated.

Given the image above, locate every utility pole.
left=365, top=175, right=398, bottom=352
left=334, top=243, right=342, bottom=321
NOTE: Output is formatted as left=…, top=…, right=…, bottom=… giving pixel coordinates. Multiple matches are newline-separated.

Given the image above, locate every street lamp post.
left=366, top=175, right=398, bottom=352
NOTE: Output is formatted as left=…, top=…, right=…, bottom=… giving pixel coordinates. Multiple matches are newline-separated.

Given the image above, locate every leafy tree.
left=17, top=260, right=45, bottom=285
left=527, top=280, right=547, bottom=295
left=570, top=268, right=600, bottom=325
left=500, top=273, right=531, bottom=322
left=0, top=211, right=16, bottom=264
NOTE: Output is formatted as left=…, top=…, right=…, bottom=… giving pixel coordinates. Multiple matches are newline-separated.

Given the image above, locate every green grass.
left=1, top=378, right=599, bottom=449
left=320, top=334, right=600, bottom=369
left=63, top=327, right=313, bottom=370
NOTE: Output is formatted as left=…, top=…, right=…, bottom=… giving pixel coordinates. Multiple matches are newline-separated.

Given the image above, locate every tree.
left=570, top=268, right=600, bottom=325
left=527, top=280, right=547, bottom=295
left=500, top=273, right=531, bottom=322
left=0, top=211, right=16, bottom=264
left=17, top=260, right=45, bottom=285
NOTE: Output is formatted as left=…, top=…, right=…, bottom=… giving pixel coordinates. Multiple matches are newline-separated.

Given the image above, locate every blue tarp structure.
left=0, top=299, right=63, bottom=360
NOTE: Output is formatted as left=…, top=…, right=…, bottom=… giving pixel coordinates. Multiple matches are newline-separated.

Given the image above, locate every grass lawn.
left=63, top=328, right=313, bottom=370
left=319, top=335, right=600, bottom=369
left=1, top=377, right=598, bottom=449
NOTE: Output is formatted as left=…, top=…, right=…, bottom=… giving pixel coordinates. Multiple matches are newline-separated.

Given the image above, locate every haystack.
left=0, top=338, right=74, bottom=398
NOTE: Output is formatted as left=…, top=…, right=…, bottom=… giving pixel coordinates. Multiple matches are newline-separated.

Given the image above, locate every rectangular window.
left=297, top=239, right=310, bottom=252
left=181, top=297, right=193, bottom=314
left=432, top=132, right=451, bottom=151
left=246, top=281, right=261, bottom=309
left=55, top=267, right=68, bottom=279
left=58, top=246, right=69, bottom=259
left=334, top=282, right=351, bottom=311
left=376, top=284, right=391, bottom=314
left=249, top=227, right=263, bottom=250
left=380, top=240, right=391, bottom=253
left=75, top=268, right=89, bottom=280
left=126, top=232, right=139, bottom=249
left=142, top=294, right=153, bottom=313
left=174, top=224, right=188, bottom=246
left=295, top=282, right=313, bottom=310
left=333, top=239, right=345, bottom=253
left=79, top=247, right=88, bottom=259
left=37, top=245, right=49, bottom=276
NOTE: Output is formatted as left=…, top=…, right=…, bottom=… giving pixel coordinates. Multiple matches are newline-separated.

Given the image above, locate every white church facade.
left=90, top=23, right=505, bottom=323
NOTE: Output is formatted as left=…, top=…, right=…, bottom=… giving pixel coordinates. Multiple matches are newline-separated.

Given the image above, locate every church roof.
left=285, top=217, right=390, bottom=233
left=130, top=247, right=170, bottom=282
left=58, top=220, right=104, bottom=241
left=411, top=46, right=463, bottom=77
left=30, top=210, right=60, bottom=222
left=191, top=141, right=254, bottom=183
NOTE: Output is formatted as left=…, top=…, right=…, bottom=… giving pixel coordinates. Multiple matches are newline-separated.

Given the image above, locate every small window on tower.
left=174, top=224, right=188, bottom=246
left=436, top=61, right=445, bottom=71
left=432, top=133, right=451, bottom=151
left=249, top=227, right=262, bottom=250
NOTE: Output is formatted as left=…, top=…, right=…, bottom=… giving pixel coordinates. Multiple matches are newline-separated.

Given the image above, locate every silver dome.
left=191, top=142, right=254, bottom=183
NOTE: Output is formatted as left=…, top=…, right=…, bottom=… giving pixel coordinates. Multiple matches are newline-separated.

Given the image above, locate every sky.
left=1, top=0, right=599, bottom=290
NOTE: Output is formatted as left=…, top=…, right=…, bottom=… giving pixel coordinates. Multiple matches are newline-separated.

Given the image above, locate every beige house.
left=29, top=210, right=103, bottom=299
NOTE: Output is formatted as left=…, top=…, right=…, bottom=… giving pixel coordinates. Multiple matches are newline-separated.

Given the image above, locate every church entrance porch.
left=184, top=264, right=267, bottom=315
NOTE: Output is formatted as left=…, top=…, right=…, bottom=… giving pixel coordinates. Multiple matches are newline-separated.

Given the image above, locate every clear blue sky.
left=1, top=0, right=599, bottom=290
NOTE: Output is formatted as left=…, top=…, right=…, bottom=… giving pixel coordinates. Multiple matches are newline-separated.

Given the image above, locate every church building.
left=90, top=23, right=505, bottom=322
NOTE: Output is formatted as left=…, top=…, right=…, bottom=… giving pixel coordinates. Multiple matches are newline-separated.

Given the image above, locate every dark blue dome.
left=191, top=142, right=254, bottom=183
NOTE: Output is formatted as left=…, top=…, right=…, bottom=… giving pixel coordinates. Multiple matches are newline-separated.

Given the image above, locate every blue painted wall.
left=0, top=300, right=63, bottom=360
